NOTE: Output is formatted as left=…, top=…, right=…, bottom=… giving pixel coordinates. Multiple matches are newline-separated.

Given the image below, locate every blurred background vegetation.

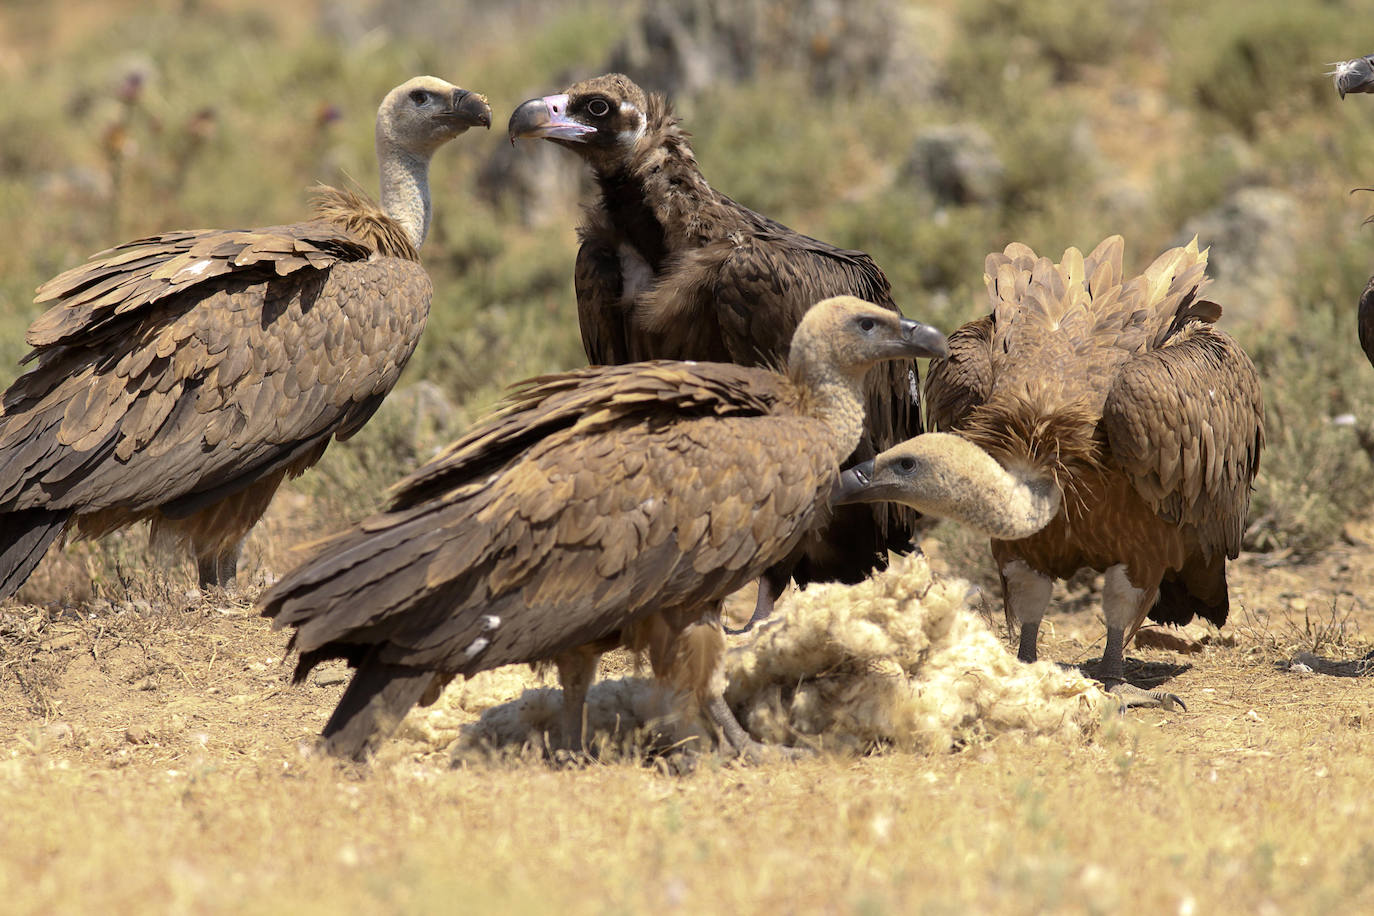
left=2, top=0, right=1374, bottom=599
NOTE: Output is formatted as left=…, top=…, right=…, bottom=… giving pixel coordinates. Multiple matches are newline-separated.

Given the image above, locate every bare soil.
left=3, top=517, right=1374, bottom=914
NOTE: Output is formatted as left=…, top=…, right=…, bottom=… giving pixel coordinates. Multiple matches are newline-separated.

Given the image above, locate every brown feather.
left=930, top=236, right=1264, bottom=642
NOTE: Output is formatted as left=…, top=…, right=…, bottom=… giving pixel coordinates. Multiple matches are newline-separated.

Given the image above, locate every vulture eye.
left=856, top=316, right=877, bottom=333
left=409, top=89, right=430, bottom=105
left=897, top=456, right=918, bottom=473
left=586, top=97, right=611, bottom=117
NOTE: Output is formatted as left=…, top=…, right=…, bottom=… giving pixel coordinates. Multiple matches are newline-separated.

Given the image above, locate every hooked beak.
left=444, top=88, right=492, bottom=129
left=831, top=460, right=880, bottom=505
left=508, top=94, right=596, bottom=145
left=897, top=318, right=951, bottom=359
left=1334, top=56, right=1374, bottom=99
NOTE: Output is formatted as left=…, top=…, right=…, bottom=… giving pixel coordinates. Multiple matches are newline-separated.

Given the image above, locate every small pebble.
left=124, top=725, right=152, bottom=745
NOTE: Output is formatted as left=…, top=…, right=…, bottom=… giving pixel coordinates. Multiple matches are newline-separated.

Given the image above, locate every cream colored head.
left=376, top=76, right=491, bottom=156
left=833, top=433, right=1062, bottom=541
left=374, top=76, right=491, bottom=250
left=787, top=296, right=948, bottom=384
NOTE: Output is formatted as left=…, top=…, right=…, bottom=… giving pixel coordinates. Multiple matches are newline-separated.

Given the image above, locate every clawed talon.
left=1107, top=681, right=1186, bottom=712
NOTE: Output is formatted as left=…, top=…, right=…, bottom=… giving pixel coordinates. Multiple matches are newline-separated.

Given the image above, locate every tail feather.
left=318, top=652, right=437, bottom=761
left=0, top=508, right=71, bottom=601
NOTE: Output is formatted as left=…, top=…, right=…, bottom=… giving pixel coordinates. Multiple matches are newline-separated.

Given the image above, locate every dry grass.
left=5, top=539, right=1374, bottom=914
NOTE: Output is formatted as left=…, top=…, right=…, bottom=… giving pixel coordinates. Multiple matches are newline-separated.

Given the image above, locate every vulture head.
left=508, top=73, right=652, bottom=170
left=832, top=433, right=1062, bottom=541
left=377, top=75, right=492, bottom=157
left=789, top=296, right=949, bottom=384
left=1332, top=54, right=1374, bottom=98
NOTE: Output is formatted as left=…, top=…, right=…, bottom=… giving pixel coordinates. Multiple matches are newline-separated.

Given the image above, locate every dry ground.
left=3, top=520, right=1374, bottom=915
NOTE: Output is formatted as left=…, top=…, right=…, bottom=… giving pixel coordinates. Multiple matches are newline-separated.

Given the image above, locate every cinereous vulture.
left=834, top=237, right=1264, bottom=709
left=1331, top=53, right=1374, bottom=367
left=507, top=73, right=924, bottom=628
left=258, top=296, right=949, bottom=762
left=0, top=77, right=491, bottom=599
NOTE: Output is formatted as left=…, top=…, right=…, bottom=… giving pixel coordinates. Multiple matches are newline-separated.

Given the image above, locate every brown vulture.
left=0, top=77, right=491, bottom=599
left=833, top=237, right=1265, bottom=708
left=506, top=72, right=924, bottom=629
left=258, top=296, right=949, bottom=762
left=1332, top=53, right=1374, bottom=367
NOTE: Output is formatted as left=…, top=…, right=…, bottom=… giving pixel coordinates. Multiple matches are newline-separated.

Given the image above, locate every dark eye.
left=897, top=457, right=918, bottom=473
left=587, top=97, right=611, bottom=117
left=409, top=90, right=429, bottom=105
left=857, top=317, right=877, bottom=332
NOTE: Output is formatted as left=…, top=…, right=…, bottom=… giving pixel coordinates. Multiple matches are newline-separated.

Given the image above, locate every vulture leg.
left=723, top=568, right=786, bottom=636
left=195, top=542, right=241, bottom=591
left=1002, top=558, right=1053, bottom=664
left=1100, top=565, right=1185, bottom=711
left=553, top=645, right=602, bottom=755
left=320, top=653, right=435, bottom=761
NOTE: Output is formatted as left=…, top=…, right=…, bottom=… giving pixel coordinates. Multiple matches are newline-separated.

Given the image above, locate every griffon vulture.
left=507, top=73, right=924, bottom=627
left=0, top=77, right=491, bottom=599
left=258, top=296, right=949, bottom=762
left=833, top=237, right=1265, bottom=708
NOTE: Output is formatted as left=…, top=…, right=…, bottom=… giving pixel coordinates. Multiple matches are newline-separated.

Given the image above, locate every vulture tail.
left=0, top=508, right=71, bottom=601
left=319, top=653, right=436, bottom=761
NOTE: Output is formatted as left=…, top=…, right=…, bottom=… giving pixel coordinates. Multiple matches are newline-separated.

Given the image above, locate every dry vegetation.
left=4, top=0, right=1374, bottom=912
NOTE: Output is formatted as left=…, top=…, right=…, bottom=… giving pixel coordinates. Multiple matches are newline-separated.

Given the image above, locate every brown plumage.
left=258, top=296, right=948, bottom=762
left=0, top=77, right=491, bottom=599
left=1333, top=56, right=1374, bottom=366
left=908, top=237, right=1263, bottom=706
left=507, top=73, right=923, bottom=607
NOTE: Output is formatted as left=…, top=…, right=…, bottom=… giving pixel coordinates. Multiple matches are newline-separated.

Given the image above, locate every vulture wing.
left=1359, top=276, right=1374, bottom=369
left=1101, top=324, right=1265, bottom=562
left=574, top=238, right=639, bottom=365
left=0, top=228, right=430, bottom=518
left=924, top=315, right=994, bottom=431
left=262, top=361, right=830, bottom=677
left=25, top=222, right=373, bottom=353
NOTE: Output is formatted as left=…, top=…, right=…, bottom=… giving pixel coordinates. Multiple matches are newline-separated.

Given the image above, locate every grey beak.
left=898, top=318, right=951, bottom=359
left=831, top=460, right=876, bottom=505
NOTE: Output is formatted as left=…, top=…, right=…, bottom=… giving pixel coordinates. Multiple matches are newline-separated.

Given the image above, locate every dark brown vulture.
left=258, top=296, right=949, bottom=762
left=1332, top=53, right=1374, bottom=98
left=1333, top=53, right=1374, bottom=368
left=0, top=77, right=491, bottom=599
left=833, top=237, right=1265, bottom=708
left=507, top=73, right=923, bottom=627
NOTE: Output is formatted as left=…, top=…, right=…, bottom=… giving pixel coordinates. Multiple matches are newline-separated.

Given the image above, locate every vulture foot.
left=1107, top=681, right=1186, bottom=712
left=549, top=747, right=599, bottom=769
left=706, top=694, right=810, bottom=764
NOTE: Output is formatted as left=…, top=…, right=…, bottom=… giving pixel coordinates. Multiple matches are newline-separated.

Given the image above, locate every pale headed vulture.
left=507, top=72, right=924, bottom=627
left=834, top=237, right=1264, bottom=709
left=0, top=77, right=491, bottom=599
left=259, top=296, right=949, bottom=762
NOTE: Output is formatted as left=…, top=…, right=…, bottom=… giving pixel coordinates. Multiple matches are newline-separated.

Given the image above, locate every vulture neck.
left=789, top=362, right=868, bottom=460
left=377, top=141, right=433, bottom=251
left=597, top=122, right=718, bottom=268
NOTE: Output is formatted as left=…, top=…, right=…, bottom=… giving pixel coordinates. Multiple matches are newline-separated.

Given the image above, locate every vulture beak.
left=1333, top=56, right=1374, bottom=99
left=897, top=317, right=951, bottom=359
left=508, top=94, right=596, bottom=145
left=832, top=460, right=879, bottom=505
left=446, top=88, right=492, bottom=129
